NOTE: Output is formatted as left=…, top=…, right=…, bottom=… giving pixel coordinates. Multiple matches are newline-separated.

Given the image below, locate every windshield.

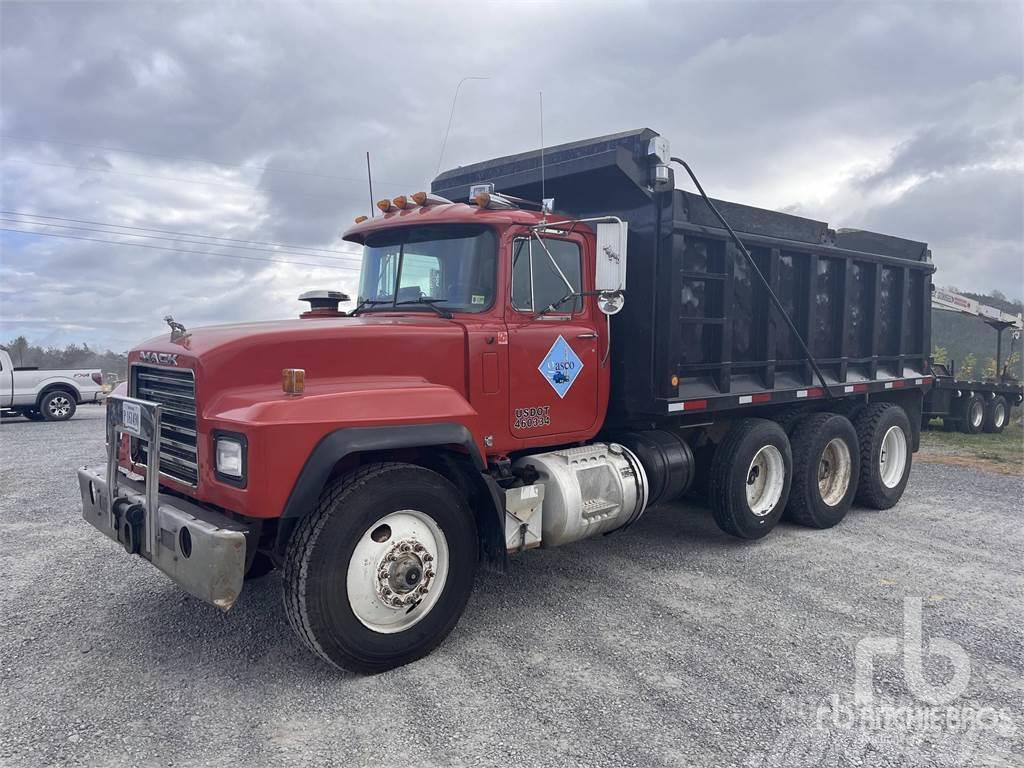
left=357, top=224, right=497, bottom=313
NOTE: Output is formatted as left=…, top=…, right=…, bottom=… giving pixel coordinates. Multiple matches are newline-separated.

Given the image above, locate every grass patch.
left=920, top=413, right=1024, bottom=473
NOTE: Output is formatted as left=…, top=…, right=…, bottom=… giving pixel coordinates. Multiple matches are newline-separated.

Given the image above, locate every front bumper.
left=79, top=466, right=249, bottom=609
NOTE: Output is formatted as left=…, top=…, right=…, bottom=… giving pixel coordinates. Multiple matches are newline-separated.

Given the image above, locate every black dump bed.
left=434, top=128, right=936, bottom=424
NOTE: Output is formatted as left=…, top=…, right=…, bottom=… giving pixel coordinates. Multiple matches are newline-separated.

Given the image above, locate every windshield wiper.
left=392, top=297, right=453, bottom=318
left=349, top=299, right=392, bottom=316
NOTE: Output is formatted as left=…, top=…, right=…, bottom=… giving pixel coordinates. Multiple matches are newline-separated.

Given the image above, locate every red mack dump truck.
left=79, top=129, right=936, bottom=672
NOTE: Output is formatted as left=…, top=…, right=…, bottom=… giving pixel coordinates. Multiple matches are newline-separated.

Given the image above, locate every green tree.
left=931, top=346, right=948, bottom=365
left=7, top=336, right=29, bottom=366
left=959, top=352, right=976, bottom=379
left=982, top=357, right=997, bottom=380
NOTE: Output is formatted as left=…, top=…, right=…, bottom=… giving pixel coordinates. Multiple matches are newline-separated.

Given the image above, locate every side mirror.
left=595, top=221, right=628, bottom=315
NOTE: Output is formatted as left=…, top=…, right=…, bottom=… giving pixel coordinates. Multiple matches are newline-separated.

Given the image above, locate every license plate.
left=122, top=401, right=142, bottom=437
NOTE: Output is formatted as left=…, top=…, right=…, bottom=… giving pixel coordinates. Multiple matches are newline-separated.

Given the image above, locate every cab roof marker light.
left=474, top=191, right=518, bottom=210
left=354, top=215, right=368, bottom=224
left=411, top=191, right=453, bottom=206
left=376, top=199, right=395, bottom=213
left=393, top=195, right=411, bottom=209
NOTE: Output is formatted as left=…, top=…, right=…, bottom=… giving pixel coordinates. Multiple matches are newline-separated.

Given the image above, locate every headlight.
left=214, top=433, right=247, bottom=485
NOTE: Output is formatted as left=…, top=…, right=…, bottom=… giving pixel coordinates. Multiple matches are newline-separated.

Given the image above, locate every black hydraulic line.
left=670, top=157, right=833, bottom=398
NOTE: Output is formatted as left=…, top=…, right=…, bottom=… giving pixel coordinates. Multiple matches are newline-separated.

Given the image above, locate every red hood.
left=129, top=315, right=469, bottom=396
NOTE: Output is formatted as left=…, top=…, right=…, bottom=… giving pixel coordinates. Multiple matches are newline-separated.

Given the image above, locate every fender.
left=281, top=421, right=485, bottom=519
left=36, top=380, right=82, bottom=406
left=278, top=422, right=507, bottom=570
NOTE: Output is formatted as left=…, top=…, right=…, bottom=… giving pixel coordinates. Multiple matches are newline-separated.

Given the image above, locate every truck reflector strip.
left=668, top=399, right=708, bottom=413
left=797, top=387, right=825, bottom=398
left=844, top=384, right=868, bottom=393
left=738, top=393, right=772, bottom=404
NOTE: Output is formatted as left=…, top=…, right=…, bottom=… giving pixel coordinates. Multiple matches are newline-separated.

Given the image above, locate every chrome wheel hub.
left=376, top=538, right=436, bottom=608
left=347, top=510, right=448, bottom=634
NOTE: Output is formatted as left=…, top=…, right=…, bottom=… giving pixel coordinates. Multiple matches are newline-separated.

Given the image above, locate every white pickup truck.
left=0, top=349, right=105, bottom=421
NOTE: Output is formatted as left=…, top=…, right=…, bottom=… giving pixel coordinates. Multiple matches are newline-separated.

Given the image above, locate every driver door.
left=506, top=231, right=599, bottom=439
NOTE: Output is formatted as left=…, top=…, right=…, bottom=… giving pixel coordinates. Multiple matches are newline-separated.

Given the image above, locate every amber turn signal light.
left=282, top=368, right=305, bottom=395
left=473, top=191, right=491, bottom=208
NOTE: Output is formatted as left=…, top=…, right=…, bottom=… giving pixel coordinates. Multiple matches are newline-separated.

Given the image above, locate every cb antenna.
left=435, top=76, right=489, bottom=179
left=539, top=91, right=546, bottom=223
left=366, top=151, right=375, bottom=217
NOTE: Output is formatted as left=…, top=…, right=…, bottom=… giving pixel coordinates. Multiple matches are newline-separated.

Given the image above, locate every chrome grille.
left=131, top=365, right=198, bottom=486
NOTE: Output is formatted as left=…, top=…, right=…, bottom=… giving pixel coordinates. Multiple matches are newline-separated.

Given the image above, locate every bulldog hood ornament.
left=164, top=315, right=190, bottom=343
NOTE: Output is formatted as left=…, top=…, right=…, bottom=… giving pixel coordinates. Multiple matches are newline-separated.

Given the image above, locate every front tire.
left=784, top=412, right=860, bottom=529
left=41, top=390, right=76, bottom=421
left=709, top=418, right=792, bottom=539
left=283, top=462, right=478, bottom=673
left=854, top=403, right=912, bottom=510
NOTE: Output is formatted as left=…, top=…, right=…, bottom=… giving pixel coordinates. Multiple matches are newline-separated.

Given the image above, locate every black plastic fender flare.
left=279, top=423, right=506, bottom=569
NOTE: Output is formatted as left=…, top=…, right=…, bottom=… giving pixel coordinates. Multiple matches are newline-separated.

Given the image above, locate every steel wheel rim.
left=818, top=437, right=852, bottom=507
left=994, top=403, right=1005, bottom=428
left=879, top=426, right=907, bottom=489
left=346, top=509, right=449, bottom=634
left=746, top=445, right=785, bottom=516
left=48, top=395, right=71, bottom=417
left=970, top=401, right=983, bottom=428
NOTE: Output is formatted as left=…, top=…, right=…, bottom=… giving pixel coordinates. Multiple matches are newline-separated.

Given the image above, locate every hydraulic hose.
left=670, top=157, right=833, bottom=398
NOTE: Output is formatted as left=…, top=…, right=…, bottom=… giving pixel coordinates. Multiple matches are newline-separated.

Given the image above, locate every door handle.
left=576, top=332, right=598, bottom=339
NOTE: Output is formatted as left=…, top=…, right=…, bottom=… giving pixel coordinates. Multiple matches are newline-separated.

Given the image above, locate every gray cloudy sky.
left=1, top=0, right=1022, bottom=352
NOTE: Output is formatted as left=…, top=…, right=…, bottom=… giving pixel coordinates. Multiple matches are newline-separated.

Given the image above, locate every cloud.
left=1, top=0, right=1022, bottom=352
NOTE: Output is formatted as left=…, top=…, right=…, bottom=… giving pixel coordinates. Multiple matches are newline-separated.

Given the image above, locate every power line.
left=0, top=227, right=360, bottom=272
left=3, top=210, right=358, bottom=256
left=1, top=157, right=359, bottom=202
left=0, top=214, right=362, bottom=264
left=0, top=132, right=404, bottom=186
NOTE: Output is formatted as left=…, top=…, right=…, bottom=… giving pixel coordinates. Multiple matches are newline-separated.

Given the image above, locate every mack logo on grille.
left=139, top=351, right=179, bottom=365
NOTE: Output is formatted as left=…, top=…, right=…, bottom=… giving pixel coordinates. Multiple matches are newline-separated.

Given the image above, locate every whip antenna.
left=365, top=151, right=374, bottom=217
left=539, top=91, right=546, bottom=222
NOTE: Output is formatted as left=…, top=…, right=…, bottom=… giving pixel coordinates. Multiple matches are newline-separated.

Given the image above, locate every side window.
left=511, top=237, right=582, bottom=314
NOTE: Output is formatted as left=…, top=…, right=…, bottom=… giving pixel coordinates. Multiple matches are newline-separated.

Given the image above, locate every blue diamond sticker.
left=539, top=335, right=583, bottom=399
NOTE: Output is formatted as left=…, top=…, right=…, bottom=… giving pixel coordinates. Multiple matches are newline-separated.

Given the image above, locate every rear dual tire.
left=709, top=419, right=792, bottom=539
left=958, top=394, right=985, bottom=435
left=983, top=396, right=1008, bottom=434
left=853, top=403, right=912, bottom=510
left=784, top=413, right=859, bottom=529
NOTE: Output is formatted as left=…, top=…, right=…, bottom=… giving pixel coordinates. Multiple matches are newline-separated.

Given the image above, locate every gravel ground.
left=1, top=408, right=1022, bottom=767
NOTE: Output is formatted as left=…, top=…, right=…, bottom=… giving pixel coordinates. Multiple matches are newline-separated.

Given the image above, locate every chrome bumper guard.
left=78, top=395, right=248, bottom=610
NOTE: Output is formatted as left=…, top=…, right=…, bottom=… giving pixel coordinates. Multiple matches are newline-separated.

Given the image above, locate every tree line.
left=2, top=336, right=128, bottom=379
